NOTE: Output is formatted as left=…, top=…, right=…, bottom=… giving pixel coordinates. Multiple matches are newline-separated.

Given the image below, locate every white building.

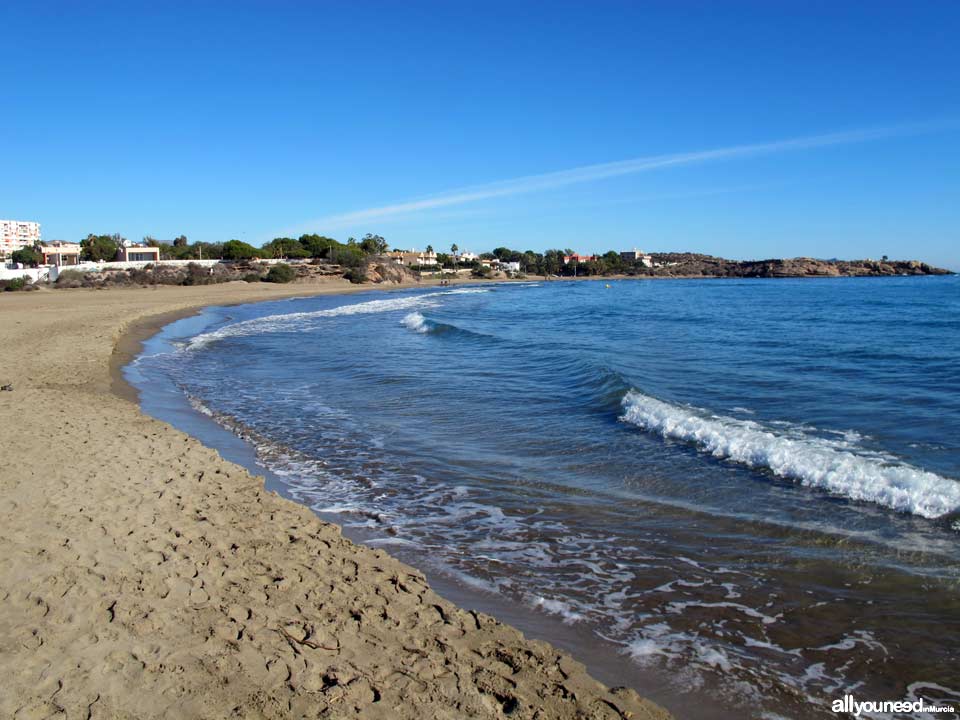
left=1, top=220, right=41, bottom=260
left=502, top=261, right=521, bottom=273
left=456, top=251, right=479, bottom=263
left=389, top=249, right=438, bottom=267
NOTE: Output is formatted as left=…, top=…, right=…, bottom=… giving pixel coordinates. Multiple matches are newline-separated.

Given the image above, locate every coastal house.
left=39, top=241, right=81, bottom=266
left=116, top=242, right=161, bottom=263
left=456, top=251, right=479, bottom=263
left=563, top=253, right=596, bottom=264
left=621, top=249, right=654, bottom=267
left=502, top=261, right=521, bottom=273
left=389, top=249, right=438, bottom=267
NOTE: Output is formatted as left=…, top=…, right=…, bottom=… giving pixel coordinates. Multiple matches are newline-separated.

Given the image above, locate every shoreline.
left=0, top=279, right=671, bottom=719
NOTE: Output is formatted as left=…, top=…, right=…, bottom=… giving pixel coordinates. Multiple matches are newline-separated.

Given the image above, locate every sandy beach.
left=0, top=280, right=670, bottom=720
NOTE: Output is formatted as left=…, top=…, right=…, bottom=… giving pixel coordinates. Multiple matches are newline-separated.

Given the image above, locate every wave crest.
left=619, top=390, right=960, bottom=519
left=401, top=312, right=429, bottom=333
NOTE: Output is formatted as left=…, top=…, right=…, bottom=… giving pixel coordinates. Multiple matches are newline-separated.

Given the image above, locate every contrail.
left=310, top=122, right=948, bottom=229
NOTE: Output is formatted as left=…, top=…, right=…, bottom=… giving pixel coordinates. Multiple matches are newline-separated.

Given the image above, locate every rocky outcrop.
left=639, top=254, right=951, bottom=278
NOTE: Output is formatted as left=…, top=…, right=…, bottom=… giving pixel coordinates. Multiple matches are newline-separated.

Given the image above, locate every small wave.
left=401, top=312, right=429, bottom=333
left=441, top=287, right=492, bottom=295
left=620, top=391, right=960, bottom=519
left=186, top=294, right=442, bottom=349
left=530, top=595, right=584, bottom=624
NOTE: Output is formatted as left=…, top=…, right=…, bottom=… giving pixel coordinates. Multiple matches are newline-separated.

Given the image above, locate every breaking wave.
left=186, top=294, right=443, bottom=349
left=400, top=311, right=429, bottom=333
left=184, top=285, right=504, bottom=350
left=619, top=390, right=960, bottom=519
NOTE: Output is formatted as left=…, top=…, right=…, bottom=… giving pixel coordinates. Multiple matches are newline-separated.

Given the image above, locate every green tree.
left=262, top=237, right=309, bottom=259
left=451, top=243, right=459, bottom=274
left=197, top=242, right=224, bottom=259
left=426, top=244, right=434, bottom=254
left=80, top=234, right=120, bottom=262
left=299, top=234, right=339, bottom=258
left=221, top=239, right=260, bottom=260
left=11, top=247, right=40, bottom=266
left=173, top=235, right=188, bottom=247
left=331, top=244, right=364, bottom=268
left=359, top=233, right=388, bottom=255
left=543, top=249, right=564, bottom=276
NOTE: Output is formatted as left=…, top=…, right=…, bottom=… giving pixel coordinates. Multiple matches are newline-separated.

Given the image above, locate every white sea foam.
left=620, top=391, right=960, bottom=519
left=530, top=595, right=584, bottom=624
left=186, top=294, right=442, bottom=349
left=400, top=311, right=429, bottom=333
left=441, top=287, right=491, bottom=295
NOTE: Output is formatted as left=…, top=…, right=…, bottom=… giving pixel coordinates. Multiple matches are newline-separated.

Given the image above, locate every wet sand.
left=0, top=280, right=670, bottom=719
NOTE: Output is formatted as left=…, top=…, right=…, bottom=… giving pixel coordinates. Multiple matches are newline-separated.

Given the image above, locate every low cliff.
left=640, top=254, right=952, bottom=278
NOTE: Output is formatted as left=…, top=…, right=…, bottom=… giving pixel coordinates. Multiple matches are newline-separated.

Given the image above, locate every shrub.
left=55, top=269, right=90, bottom=288
left=472, top=266, right=493, bottom=278
left=181, top=263, right=216, bottom=285
left=243, top=272, right=262, bottom=283
left=343, top=267, right=367, bottom=284
left=264, top=263, right=296, bottom=283
left=1, top=276, right=29, bottom=291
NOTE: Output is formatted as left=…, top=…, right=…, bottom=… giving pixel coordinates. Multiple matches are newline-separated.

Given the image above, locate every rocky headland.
left=636, top=253, right=952, bottom=278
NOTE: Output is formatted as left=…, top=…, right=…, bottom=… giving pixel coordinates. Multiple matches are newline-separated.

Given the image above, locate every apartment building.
left=1, top=220, right=41, bottom=260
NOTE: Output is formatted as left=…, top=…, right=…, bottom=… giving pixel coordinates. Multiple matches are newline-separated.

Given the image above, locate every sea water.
left=128, top=276, right=960, bottom=719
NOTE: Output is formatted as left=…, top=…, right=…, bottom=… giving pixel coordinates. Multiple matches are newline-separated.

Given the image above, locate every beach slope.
left=0, top=283, right=670, bottom=720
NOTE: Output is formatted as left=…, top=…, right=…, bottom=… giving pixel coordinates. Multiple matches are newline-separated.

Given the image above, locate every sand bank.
left=0, top=280, right=670, bottom=719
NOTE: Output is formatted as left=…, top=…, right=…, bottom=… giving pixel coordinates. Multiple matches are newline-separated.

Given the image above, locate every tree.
left=11, top=247, right=40, bottom=266
left=359, top=233, right=388, bottom=255
left=196, top=241, right=224, bottom=259
left=173, top=235, right=188, bottom=247
left=299, top=234, right=338, bottom=258
left=330, top=244, right=364, bottom=268
left=221, top=239, right=260, bottom=260
left=80, top=234, right=120, bottom=262
left=451, top=243, right=459, bottom=274
left=543, top=249, right=564, bottom=277
left=262, top=237, right=309, bottom=259
left=426, top=245, right=434, bottom=254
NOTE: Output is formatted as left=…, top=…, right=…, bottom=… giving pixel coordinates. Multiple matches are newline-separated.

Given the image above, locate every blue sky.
left=1, top=1, right=958, bottom=267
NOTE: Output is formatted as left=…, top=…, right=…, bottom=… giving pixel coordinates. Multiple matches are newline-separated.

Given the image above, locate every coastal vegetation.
left=80, top=233, right=122, bottom=261
left=263, top=263, right=296, bottom=283
left=6, top=229, right=950, bottom=293
left=10, top=247, right=40, bottom=267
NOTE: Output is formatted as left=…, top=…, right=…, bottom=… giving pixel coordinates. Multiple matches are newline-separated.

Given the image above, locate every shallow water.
left=128, top=277, right=960, bottom=719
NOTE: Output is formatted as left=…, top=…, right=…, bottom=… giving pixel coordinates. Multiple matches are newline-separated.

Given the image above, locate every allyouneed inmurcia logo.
left=832, top=694, right=956, bottom=717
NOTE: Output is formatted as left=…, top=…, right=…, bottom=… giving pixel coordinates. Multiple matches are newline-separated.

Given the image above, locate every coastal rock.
left=636, top=253, right=951, bottom=278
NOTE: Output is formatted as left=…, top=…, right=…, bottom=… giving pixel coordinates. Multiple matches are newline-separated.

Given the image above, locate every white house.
left=388, top=249, right=438, bottom=267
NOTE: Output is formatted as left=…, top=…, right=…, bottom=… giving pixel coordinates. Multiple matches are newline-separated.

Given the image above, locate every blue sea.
left=128, top=276, right=960, bottom=719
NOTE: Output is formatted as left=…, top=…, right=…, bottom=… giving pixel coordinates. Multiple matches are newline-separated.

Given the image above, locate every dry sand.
left=0, top=280, right=671, bottom=720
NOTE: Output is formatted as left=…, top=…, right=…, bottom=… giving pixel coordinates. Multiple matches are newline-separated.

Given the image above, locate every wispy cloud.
left=304, top=121, right=948, bottom=231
